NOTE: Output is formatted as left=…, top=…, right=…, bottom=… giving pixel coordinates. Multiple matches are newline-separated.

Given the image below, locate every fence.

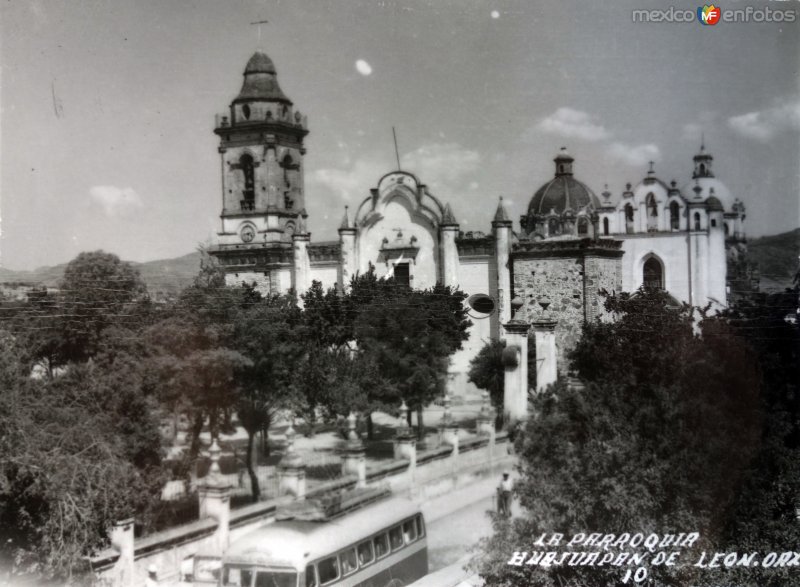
left=91, top=429, right=510, bottom=587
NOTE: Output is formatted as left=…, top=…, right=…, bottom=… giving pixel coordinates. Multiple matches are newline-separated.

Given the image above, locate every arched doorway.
left=643, top=256, right=664, bottom=290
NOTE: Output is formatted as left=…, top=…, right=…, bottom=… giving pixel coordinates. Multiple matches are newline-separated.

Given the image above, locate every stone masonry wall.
left=513, top=256, right=585, bottom=371
left=584, top=254, right=623, bottom=323
left=512, top=241, right=623, bottom=374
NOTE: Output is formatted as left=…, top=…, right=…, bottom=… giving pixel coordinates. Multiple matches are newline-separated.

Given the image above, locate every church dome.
left=681, top=177, right=734, bottom=210
left=244, top=51, right=276, bottom=75
left=234, top=51, right=292, bottom=105
left=705, top=195, right=724, bottom=211
left=527, top=148, right=600, bottom=216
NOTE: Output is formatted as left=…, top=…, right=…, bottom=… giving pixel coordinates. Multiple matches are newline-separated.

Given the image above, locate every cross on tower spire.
left=250, top=19, right=270, bottom=46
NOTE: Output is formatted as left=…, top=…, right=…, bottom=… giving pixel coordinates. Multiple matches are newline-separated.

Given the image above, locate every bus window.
left=255, top=571, right=297, bottom=587
left=317, top=556, right=340, bottom=585
left=402, top=520, right=417, bottom=544
left=339, top=549, right=357, bottom=576
left=389, top=526, right=404, bottom=551
left=374, top=533, right=389, bottom=559
left=357, top=541, right=374, bottom=567
left=415, top=515, right=425, bottom=538
left=304, top=565, right=317, bottom=587
left=223, top=567, right=253, bottom=587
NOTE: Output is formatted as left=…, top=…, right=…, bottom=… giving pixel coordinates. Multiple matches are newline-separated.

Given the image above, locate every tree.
left=468, top=336, right=537, bottom=427
left=58, top=251, right=148, bottom=363
left=292, top=273, right=470, bottom=439
left=146, top=312, right=248, bottom=464
left=232, top=294, right=301, bottom=500
left=0, top=333, right=165, bottom=582
left=10, top=287, right=67, bottom=378
left=474, top=288, right=770, bottom=586
left=707, top=286, right=800, bottom=587
left=351, top=274, right=471, bottom=437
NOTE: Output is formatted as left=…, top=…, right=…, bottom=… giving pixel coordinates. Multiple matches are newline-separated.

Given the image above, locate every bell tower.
left=209, top=51, right=310, bottom=293
left=692, top=141, right=714, bottom=179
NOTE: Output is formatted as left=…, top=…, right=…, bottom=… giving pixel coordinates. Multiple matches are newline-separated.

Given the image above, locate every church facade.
left=209, top=52, right=747, bottom=391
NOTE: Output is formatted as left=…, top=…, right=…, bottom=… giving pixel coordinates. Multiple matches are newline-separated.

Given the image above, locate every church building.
left=208, top=52, right=747, bottom=393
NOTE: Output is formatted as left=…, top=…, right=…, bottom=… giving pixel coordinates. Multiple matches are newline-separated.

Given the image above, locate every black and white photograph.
left=1, top=1, right=798, bottom=586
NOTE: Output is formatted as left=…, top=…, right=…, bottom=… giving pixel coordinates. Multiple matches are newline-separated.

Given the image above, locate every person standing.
left=498, top=471, right=513, bottom=517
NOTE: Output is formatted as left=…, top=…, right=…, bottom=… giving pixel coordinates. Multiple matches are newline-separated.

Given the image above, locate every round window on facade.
left=467, top=293, right=496, bottom=317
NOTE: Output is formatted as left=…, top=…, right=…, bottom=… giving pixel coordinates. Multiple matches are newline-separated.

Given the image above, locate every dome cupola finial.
left=692, top=136, right=714, bottom=179
left=554, top=146, right=574, bottom=176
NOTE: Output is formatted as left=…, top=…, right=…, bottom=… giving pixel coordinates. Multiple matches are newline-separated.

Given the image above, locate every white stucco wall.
left=309, top=265, right=339, bottom=289
left=357, top=197, right=440, bottom=290
left=448, top=257, right=493, bottom=396
left=619, top=233, right=692, bottom=302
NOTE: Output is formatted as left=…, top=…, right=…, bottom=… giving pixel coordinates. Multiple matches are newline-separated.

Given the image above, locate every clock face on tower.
left=241, top=225, right=255, bottom=243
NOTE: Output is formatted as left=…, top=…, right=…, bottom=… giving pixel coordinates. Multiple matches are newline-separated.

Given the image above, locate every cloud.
left=681, top=112, right=719, bottom=142
left=401, top=143, right=481, bottom=189
left=607, top=142, right=661, bottom=167
left=535, top=107, right=611, bottom=142
left=728, top=101, right=800, bottom=142
left=308, top=159, right=384, bottom=203
left=308, top=143, right=481, bottom=204
left=530, top=107, right=662, bottom=169
left=89, top=185, right=143, bottom=217
left=682, top=122, right=703, bottom=142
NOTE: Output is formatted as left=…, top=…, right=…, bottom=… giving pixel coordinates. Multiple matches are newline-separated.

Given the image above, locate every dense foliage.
left=475, top=287, right=799, bottom=587
left=0, top=253, right=163, bottom=581
left=0, top=252, right=472, bottom=578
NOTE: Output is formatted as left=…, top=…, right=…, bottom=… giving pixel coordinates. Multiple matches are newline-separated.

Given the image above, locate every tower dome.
left=527, top=148, right=600, bottom=216
left=234, top=51, right=292, bottom=105
left=682, top=144, right=734, bottom=210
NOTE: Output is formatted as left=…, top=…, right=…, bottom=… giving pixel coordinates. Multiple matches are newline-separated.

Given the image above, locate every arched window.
left=603, top=217, right=609, bottom=236
left=625, top=204, right=634, bottom=234
left=669, top=201, right=680, bottom=230
left=242, top=104, right=251, bottom=120
left=724, top=223, right=730, bottom=236
left=577, top=217, right=589, bottom=236
left=699, top=163, right=706, bottom=176
left=282, top=154, right=293, bottom=187
left=646, top=193, right=658, bottom=231
left=548, top=218, right=559, bottom=236
left=558, top=164, right=564, bottom=174
left=694, top=212, right=701, bottom=231
left=643, top=257, right=664, bottom=290
left=646, top=193, right=658, bottom=216
left=240, top=154, right=255, bottom=210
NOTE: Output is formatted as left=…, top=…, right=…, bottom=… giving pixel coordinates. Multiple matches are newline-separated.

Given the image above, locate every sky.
left=1, top=0, right=798, bottom=270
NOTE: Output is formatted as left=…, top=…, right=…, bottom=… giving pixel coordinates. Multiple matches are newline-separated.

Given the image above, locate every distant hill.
left=747, top=228, right=800, bottom=292
left=0, top=251, right=203, bottom=299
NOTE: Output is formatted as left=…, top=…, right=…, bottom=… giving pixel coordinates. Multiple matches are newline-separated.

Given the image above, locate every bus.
left=220, top=497, right=428, bottom=587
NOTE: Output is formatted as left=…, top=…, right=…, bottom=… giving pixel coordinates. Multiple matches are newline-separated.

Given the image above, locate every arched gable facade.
left=353, top=171, right=445, bottom=290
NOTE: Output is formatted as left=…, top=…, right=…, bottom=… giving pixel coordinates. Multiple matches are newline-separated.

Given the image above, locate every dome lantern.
left=692, top=140, right=714, bottom=179
left=233, top=50, right=292, bottom=106
left=554, top=146, right=574, bottom=176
